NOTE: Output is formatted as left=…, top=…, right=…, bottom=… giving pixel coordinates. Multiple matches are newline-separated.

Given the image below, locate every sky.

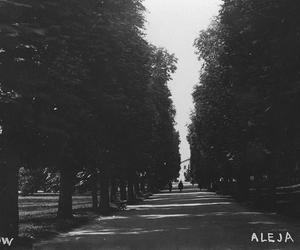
left=143, top=0, right=222, bottom=162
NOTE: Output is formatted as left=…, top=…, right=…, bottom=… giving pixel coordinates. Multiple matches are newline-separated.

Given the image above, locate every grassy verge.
left=19, top=208, right=97, bottom=240
left=18, top=194, right=95, bottom=243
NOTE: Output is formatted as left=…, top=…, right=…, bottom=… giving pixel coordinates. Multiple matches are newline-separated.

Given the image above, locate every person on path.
left=178, top=181, right=183, bottom=192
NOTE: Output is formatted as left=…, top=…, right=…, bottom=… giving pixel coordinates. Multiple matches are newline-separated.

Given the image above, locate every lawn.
left=18, top=193, right=95, bottom=240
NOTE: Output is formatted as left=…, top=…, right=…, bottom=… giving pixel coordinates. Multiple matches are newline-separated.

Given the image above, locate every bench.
left=112, top=200, right=127, bottom=211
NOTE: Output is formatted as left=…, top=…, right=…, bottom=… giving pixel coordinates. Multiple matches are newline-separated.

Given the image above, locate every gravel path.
left=34, top=186, right=300, bottom=250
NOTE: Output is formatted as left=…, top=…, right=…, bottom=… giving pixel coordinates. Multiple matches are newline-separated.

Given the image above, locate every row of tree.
left=188, top=0, right=300, bottom=198
left=0, top=0, right=180, bottom=237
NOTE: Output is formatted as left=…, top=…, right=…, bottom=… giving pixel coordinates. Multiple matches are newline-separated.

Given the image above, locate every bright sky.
left=144, top=0, right=222, bottom=161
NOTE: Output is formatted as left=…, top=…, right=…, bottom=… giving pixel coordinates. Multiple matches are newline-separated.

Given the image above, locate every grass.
left=17, top=192, right=144, bottom=248
left=18, top=194, right=96, bottom=241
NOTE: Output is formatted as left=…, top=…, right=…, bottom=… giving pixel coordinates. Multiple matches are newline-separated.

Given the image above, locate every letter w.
left=1, top=237, right=14, bottom=246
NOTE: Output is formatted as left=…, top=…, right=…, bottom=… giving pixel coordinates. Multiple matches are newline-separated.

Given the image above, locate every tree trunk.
left=134, top=181, right=140, bottom=197
left=57, top=167, right=74, bottom=219
left=236, top=168, right=249, bottom=201
left=91, top=168, right=98, bottom=211
left=120, top=179, right=127, bottom=200
left=110, top=179, right=117, bottom=202
left=148, top=176, right=158, bottom=193
left=127, top=177, right=136, bottom=204
left=140, top=178, right=146, bottom=193
left=99, top=172, right=110, bottom=213
left=0, top=156, right=19, bottom=237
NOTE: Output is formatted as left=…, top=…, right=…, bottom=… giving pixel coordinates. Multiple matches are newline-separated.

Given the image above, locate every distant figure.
left=168, top=181, right=172, bottom=192
left=198, top=183, right=202, bottom=191
left=178, top=181, right=183, bottom=192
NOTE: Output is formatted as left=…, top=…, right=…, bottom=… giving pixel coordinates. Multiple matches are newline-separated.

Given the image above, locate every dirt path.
left=34, top=186, right=300, bottom=250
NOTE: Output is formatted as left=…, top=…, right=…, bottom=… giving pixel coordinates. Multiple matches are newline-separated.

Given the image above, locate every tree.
left=189, top=0, right=300, bottom=199
left=0, top=0, right=181, bottom=236
left=146, top=48, right=181, bottom=190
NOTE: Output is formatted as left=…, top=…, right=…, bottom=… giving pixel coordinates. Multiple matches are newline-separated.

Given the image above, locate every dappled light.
left=97, top=216, right=129, bottom=221
left=138, top=214, right=190, bottom=219
left=248, top=221, right=277, bottom=225
left=128, top=202, right=232, bottom=210
left=2, top=0, right=300, bottom=249
left=154, top=191, right=202, bottom=196
left=35, top=184, right=300, bottom=250
left=64, top=228, right=167, bottom=237
left=232, top=212, right=263, bottom=216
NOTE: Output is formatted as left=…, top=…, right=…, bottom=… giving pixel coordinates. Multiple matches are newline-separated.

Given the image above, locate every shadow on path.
left=35, top=185, right=300, bottom=250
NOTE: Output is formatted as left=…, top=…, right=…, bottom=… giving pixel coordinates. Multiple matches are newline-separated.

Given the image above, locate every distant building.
left=179, top=159, right=190, bottom=182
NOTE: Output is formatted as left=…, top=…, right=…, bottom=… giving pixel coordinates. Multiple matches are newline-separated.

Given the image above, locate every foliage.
left=0, top=0, right=181, bottom=235
left=189, top=0, right=300, bottom=195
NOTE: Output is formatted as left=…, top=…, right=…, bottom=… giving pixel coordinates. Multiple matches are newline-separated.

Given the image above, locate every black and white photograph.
left=0, top=0, right=299, bottom=249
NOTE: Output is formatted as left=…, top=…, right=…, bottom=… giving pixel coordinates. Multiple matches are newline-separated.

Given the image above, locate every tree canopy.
left=189, top=0, right=300, bottom=197
left=0, top=0, right=181, bottom=237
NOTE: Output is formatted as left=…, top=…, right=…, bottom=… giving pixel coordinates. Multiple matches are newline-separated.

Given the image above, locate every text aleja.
left=251, top=232, right=294, bottom=243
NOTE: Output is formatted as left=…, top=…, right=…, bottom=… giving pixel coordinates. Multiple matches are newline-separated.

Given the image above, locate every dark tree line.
left=0, top=0, right=180, bottom=237
left=189, top=0, right=300, bottom=199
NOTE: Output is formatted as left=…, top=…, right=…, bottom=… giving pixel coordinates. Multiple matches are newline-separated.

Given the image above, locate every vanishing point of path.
left=35, top=185, right=300, bottom=250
